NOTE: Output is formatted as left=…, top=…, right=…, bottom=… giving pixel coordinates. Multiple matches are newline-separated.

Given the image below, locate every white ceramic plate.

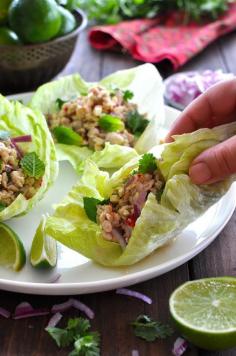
left=0, top=93, right=235, bottom=296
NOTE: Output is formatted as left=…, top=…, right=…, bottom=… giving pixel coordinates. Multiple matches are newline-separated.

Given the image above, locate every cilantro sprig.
left=53, top=126, right=83, bottom=146
left=131, top=314, right=173, bottom=342
left=98, top=115, right=124, bottom=132
left=123, top=90, right=134, bottom=102
left=126, top=110, right=149, bottom=137
left=46, top=317, right=100, bottom=355
left=135, top=153, right=157, bottom=175
left=20, top=152, right=45, bottom=179
left=56, top=98, right=67, bottom=110
left=83, top=197, right=110, bottom=223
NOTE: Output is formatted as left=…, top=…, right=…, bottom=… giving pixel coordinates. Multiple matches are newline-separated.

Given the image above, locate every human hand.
left=165, top=79, right=236, bottom=184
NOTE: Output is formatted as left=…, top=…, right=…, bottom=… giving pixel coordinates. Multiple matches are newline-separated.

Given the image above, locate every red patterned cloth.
left=89, top=5, right=236, bottom=69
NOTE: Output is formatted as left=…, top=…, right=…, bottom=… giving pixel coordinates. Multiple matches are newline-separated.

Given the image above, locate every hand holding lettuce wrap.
left=0, top=95, right=58, bottom=221
left=166, top=78, right=236, bottom=184
left=44, top=121, right=236, bottom=266
left=29, top=64, right=165, bottom=172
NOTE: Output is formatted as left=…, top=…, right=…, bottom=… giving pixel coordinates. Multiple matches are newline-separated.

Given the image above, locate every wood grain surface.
left=0, top=29, right=236, bottom=356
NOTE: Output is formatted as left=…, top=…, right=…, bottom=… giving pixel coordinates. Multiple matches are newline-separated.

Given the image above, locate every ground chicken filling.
left=0, top=140, right=42, bottom=207
left=47, top=86, right=146, bottom=151
left=97, top=171, right=163, bottom=246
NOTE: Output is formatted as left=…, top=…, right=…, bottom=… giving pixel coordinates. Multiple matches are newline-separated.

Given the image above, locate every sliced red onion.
left=116, top=288, right=152, bottom=304
left=165, top=70, right=234, bottom=109
left=11, top=135, right=32, bottom=143
left=71, top=298, right=95, bottom=319
left=13, top=302, right=49, bottom=319
left=112, top=228, right=127, bottom=250
left=51, top=299, right=73, bottom=314
left=131, top=350, right=139, bottom=356
left=172, top=337, right=188, bottom=356
left=47, top=312, right=62, bottom=328
left=134, top=191, right=147, bottom=209
left=0, top=307, right=11, bottom=318
left=14, top=302, right=34, bottom=316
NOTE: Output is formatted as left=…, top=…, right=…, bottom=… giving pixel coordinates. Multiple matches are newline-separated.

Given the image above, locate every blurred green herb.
left=137, top=153, right=157, bottom=174
left=126, top=110, right=149, bottom=137
left=131, top=314, right=173, bottom=342
left=46, top=317, right=101, bottom=355
left=64, top=0, right=231, bottom=24
left=123, top=90, right=134, bottom=102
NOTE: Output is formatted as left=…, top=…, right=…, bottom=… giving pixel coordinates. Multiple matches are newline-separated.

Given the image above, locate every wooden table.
left=1, top=29, right=236, bottom=356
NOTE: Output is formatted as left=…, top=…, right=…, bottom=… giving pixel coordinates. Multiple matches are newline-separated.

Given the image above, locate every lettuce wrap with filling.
left=0, top=95, right=58, bottom=221
left=45, top=122, right=236, bottom=266
left=29, top=64, right=165, bottom=172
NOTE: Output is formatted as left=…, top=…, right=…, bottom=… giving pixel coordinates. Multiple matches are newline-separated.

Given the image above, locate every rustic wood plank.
left=0, top=265, right=197, bottom=356
left=59, top=30, right=103, bottom=82
left=218, top=31, right=236, bottom=74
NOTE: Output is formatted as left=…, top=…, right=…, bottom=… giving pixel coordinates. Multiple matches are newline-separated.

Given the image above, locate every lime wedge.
left=169, top=277, right=236, bottom=350
left=30, top=216, right=57, bottom=269
left=0, top=223, right=26, bottom=271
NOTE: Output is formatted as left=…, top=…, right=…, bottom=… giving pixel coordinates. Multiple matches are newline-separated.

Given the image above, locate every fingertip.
left=189, top=162, right=212, bottom=184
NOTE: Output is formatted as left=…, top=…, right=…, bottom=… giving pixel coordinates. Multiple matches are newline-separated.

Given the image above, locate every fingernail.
left=189, top=162, right=212, bottom=184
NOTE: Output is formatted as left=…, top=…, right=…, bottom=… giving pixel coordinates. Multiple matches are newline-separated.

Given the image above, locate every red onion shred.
left=51, top=298, right=94, bottom=319
left=51, top=299, right=73, bottom=314
left=131, top=350, right=139, bottom=356
left=0, top=307, right=11, bottom=318
left=116, top=288, right=152, bottom=305
left=165, top=70, right=234, bottom=109
left=47, top=312, right=63, bottom=328
left=172, top=337, right=188, bottom=356
left=11, top=135, right=32, bottom=143
left=71, top=298, right=95, bottom=319
left=112, top=228, right=127, bottom=250
left=13, top=302, right=49, bottom=319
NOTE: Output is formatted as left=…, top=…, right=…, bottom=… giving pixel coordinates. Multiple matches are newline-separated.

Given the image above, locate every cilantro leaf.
left=69, top=333, right=100, bottom=356
left=46, top=317, right=91, bottom=348
left=98, top=115, right=124, bottom=132
left=0, top=202, right=6, bottom=212
left=20, top=152, right=45, bottom=179
left=83, top=197, right=109, bottom=223
left=67, top=318, right=90, bottom=335
left=123, top=90, right=134, bottom=102
left=131, top=315, right=173, bottom=342
left=46, top=327, right=74, bottom=347
left=137, top=153, right=157, bottom=174
left=53, top=126, right=83, bottom=146
left=56, top=98, right=67, bottom=110
left=126, top=110, right=149, bottom=137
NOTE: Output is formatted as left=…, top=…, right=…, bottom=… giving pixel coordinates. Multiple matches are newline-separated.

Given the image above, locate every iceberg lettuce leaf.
left=30, top=64, right=164, bottom=171
left=45, top=122, right=236, bottom=266
left=0, top=95, right=58, bottom=221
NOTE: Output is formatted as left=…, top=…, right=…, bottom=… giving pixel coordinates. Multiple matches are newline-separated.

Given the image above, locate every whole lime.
left=0, top=0, right=12, bottom=25
left=0, top=26, right=21, bottom=45
left=8, top=0, right=62, bottom=44
left=57, top=6, right=77, bottom=37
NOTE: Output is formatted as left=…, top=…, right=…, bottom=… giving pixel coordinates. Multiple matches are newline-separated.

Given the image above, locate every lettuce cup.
left=0, top=95, right=58, bottom=220
left=29, top=64, right=165, bottom=172
left=44, top=121, right=236, bottom=266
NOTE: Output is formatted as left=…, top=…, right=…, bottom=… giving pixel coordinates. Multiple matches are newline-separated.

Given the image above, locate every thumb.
left=189, top=136, right=236, bottom=184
